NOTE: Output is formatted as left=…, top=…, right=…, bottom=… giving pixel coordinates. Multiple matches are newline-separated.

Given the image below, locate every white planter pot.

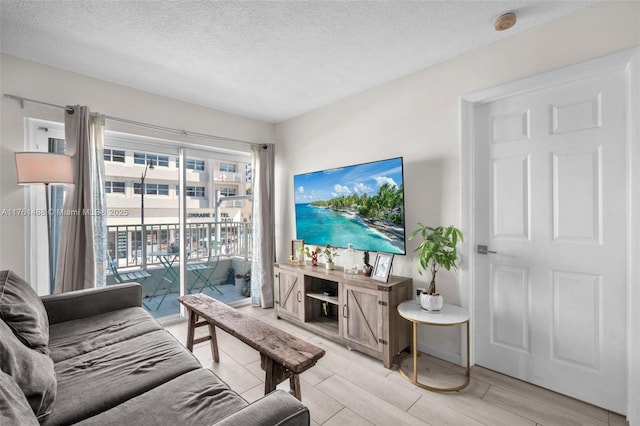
left=235, top=277, right=245, bottom=294
left=325, top=261, right=335, bottom=270
left=419, top=293, right=444, bottom=311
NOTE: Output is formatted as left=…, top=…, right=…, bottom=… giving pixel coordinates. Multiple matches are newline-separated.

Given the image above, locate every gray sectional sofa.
left=0, top=270, right=310, bottom=425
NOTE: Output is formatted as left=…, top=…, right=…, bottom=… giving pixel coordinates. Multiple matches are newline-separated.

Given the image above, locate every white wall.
left=275, top=1, right=640, bottom=360
left=0, top=55, right=275, bottom=278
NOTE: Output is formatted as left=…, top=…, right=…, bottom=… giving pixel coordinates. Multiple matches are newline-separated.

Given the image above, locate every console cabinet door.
left=342, top=284, right=383, bottom=353
left=274, top=267, right=303, bottom=321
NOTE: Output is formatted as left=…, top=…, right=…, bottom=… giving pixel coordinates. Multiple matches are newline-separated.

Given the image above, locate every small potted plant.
left=320, top=244, right=339, bottom=270
left=409, top=224, right=463, bottom=311
left=297, top=245, right=320, bottom=266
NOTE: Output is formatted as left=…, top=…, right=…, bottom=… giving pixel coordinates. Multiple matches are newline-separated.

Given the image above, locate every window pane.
left=112, top=150, right=125, bottom=162
left=220, top=163, right=236, bottom=173
left=134, top=152, right=145, bottom=165
left=113, top=182, right=125, bottom=193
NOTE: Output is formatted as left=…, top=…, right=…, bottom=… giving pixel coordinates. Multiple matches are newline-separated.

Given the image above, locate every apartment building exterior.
left=103, top=147, right=252, bottom=264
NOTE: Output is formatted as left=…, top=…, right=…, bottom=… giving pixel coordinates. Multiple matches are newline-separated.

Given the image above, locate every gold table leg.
left=398, top=319, right=471, bottom=392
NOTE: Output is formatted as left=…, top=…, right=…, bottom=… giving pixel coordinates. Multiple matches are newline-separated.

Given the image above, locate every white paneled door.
left=473, top=69, right=627, bottom=413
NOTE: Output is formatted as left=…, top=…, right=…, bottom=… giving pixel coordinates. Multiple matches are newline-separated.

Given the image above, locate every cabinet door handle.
left=297, top=291, right=301, bottom=303
left=275, top=273, right=279, bottom=278
left=343, top=304, right=348, bottom=318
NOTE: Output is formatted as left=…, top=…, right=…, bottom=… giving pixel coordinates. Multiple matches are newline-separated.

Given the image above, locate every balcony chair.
left=108, top=255, right=152, bottom=286
left=187, top=251, right=222, bottom=295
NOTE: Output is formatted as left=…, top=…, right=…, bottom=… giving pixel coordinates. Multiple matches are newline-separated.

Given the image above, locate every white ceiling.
left=0, top=1, right=598, bottom=123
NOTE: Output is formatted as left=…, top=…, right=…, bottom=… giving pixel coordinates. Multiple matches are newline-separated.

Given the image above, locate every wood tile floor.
left=164, top=305, right=628, bottom=426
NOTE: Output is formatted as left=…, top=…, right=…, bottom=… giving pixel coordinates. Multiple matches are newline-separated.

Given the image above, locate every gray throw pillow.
left=0, top=270, right=49, bottom=354
left=0, top=319, right=56, bottom=421
left=0, top=369, right=39, bottom=426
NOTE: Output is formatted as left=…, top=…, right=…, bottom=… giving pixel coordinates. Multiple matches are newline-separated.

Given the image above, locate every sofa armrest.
left=213, top=390, right=309, bottom=426
left=41, top=283, right=142, bottom=324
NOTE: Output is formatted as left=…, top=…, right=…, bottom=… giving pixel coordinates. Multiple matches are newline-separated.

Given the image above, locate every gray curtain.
left=250, top=144, right=275, bottom=308
left=55, top=106, right=106, bottom=293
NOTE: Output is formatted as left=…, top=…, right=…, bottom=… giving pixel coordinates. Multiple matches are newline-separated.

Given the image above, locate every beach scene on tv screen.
left=294, top=157, right=405, bottom=255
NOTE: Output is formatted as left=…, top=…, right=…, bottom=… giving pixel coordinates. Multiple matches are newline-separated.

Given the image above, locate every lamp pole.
left=140, top=160, right=154, bottom=268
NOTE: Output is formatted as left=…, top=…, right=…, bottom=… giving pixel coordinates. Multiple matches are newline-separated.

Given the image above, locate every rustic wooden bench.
left=178, top=293, right=325, bottom=401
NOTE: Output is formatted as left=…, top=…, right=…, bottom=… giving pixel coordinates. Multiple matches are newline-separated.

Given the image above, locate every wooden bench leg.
left=186, top=309, right=197, bottom=352
left=261, top=354, right=302, bottom=400
left=289, top=374, right=302, bottom=401
left=185, top=310, right=219, bottom=362
left=208, top=322, right=219, bottom=363
left=262, top=356, right=278, bottom=395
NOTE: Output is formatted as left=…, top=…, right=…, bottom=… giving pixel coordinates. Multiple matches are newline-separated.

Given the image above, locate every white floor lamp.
left=15, top=152, right=74, bottom=293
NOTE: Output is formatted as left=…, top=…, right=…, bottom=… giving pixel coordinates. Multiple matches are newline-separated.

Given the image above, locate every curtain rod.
left=4, top=93, right=265, bottom=147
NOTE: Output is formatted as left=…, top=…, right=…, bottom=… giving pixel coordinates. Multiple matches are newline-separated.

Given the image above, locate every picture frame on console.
left=372, top=252, right=394, bottom=283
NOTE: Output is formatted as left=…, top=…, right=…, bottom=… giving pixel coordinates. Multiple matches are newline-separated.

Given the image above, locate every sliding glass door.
left=105, top=144, right=182, bottom=319
left=104, top=140, right=253, bottom=321
left=183, top=150, right=252, bottom=308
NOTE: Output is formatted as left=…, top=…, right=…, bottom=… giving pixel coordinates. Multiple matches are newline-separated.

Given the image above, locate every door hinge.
left=378, top=300, right=388, bottom=306
left=378, top=338, right=388, bottom=345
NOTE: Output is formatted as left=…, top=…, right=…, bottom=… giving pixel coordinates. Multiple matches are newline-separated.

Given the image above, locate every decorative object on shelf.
left=362, top=251, right=373, bottom=277
left=297, top=245, right=320, bottom=266
left=320, top=245, right=338, bottom=270
left=409, top=224, right=463, bottom=311
left=372, top=252, right=394, bottom=283
left=291, top=240, right=304, bottom=263
left=297, top=246, right=306, bottom=265
left=343, top=243, right=358, bottom=274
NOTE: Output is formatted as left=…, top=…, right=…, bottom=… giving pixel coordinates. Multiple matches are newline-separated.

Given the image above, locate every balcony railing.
left=108, top=220, right=252, bottom=268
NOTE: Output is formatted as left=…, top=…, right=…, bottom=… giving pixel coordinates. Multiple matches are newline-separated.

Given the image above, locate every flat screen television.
left=294, top=157, right=406, bottom=255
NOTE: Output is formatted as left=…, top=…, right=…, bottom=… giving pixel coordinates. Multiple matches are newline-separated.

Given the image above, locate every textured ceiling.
left=0, top=1, right=598, bottom=123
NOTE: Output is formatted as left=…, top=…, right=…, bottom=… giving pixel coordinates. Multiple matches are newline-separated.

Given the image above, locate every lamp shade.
left=15, top=152, right=73, bottom=185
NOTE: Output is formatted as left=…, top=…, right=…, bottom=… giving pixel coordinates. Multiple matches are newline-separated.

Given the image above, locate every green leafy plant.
left=320, top=244, right=338, bottom=263
left=408, top=224, right=463, bottom=295
left=297, top=245, right=319, bottom=259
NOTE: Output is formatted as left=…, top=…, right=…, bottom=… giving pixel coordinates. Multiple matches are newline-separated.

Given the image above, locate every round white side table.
left=397, top=301, right=470, bottom=392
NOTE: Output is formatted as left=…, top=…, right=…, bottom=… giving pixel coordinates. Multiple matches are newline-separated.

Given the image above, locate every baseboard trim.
left=416, top=341, right=463, bottom=367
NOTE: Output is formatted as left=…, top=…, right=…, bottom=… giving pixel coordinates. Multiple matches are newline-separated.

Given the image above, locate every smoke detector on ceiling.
left=494, top=12, right=517, bottom=31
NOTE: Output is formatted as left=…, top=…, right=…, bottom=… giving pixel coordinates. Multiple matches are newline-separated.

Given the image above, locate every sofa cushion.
left=0, top=369, right=39, bottom=426
left=0, top=270, right=49, bottom=354
left=43, top=329, right=201, bottom=425
left=48, top=306, right=162, bottom=362
left=75, top=368, right=249, bottom=426
left=0, top=319, right=56, bottom=421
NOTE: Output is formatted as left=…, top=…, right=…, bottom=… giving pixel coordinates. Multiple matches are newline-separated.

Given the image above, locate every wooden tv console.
left=273, top=262, right=412, bottom=368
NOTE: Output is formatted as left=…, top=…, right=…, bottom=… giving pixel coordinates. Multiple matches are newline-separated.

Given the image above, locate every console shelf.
left=274, top=262, right=412, bottom=369
left=305, top=292, right=339, bottom=305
